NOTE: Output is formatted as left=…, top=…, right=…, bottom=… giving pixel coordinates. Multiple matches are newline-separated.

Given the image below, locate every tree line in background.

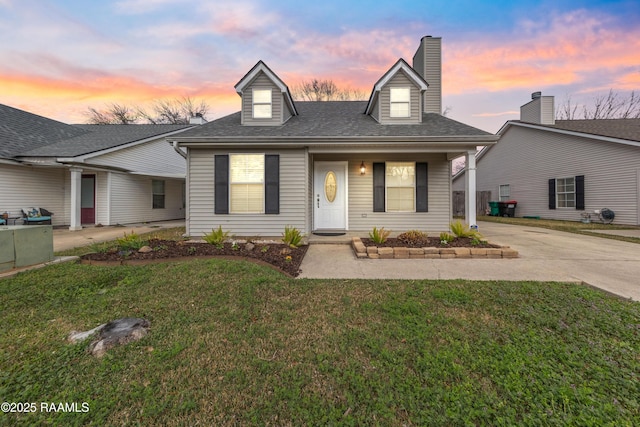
left=84, top=80, right=366, bottom=124
left=84, top=97, right=209, bottom=125
left=85, top=85, right=639, bottom=125
left=556, top=90, right=640, bottom=120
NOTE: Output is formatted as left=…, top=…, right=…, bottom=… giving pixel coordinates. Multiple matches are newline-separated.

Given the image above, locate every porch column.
left=464, top=150, right=477, bottom=227
left=69, top=167, right=83, bottom=231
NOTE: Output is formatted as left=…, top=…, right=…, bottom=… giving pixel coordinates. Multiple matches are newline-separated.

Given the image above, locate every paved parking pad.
left=299, top=221, right=640, bottom=301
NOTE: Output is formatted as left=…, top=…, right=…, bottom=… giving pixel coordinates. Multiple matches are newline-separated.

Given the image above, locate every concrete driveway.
left=299, top=221, right=640, bottom=301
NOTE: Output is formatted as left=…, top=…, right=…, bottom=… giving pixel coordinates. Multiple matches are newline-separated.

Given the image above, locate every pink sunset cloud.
left=443, top=9, right=640, bottom=95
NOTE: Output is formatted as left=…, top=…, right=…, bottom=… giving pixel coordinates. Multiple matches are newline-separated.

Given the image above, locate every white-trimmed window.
left=390, top=87, right=410, bottom=118
left=152, top=180, right=165, bottom=209
left=556, top=177, right=575, bottom=208
left=386, top=162, right=415, bottom=211
left=230, top=154, right=264, bottom=213
left=499, top=184, right=510, bottom=201
left=252, top=89, right=272, bottom=119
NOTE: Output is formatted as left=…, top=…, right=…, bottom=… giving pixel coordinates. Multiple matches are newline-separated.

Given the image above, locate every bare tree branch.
left=558, top=90, right=639, bottom=120
left=84, top=97, right=209, bottom=125
left=292, top=79, right=366, bottom=101
left=84, top=103, right=138, bottom=124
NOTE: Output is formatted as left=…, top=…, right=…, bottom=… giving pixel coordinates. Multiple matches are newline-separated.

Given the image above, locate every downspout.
left=172, top=141, right=187, bottom=159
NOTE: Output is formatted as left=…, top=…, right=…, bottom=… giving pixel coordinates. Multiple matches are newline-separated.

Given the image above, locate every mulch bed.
left=80, top=239, right=308, bottom=277
left=361, top=237, right=501, bottom=248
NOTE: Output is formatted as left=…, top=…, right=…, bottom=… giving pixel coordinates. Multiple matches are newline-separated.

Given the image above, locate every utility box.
left=0, top=225, right=53, bottom=272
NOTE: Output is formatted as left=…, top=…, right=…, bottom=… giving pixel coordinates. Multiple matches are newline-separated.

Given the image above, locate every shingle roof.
left=17, top=124, right=193, bottom=157
left=174, top=101, right=492, bottom=140
left=552, top=119, right=640, bottom=142
left=0, top=103, right=88, bottom=158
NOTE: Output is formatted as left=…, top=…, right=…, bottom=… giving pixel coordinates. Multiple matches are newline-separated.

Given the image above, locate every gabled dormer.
left=365, top=59, right=429, bottom=124
left=234, top=60, right=298, bottom=126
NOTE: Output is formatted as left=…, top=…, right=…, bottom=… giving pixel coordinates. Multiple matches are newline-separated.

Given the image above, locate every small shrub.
left=203, top=226, right=230, bottom=248
left=282, top=225, right=304, bottom=248
left=116, top=231, right=148, bottom=251
left=450, top=220, right=482, bottom=239
left=369, top=227, right=391, bottom=245
left=397, top=230, right=429, bottom=246
left=440, top=232, right=455, bottom=245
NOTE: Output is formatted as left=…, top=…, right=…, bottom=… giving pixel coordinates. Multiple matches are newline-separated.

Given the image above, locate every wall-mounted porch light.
left=360, top=161, right=366, bottom=175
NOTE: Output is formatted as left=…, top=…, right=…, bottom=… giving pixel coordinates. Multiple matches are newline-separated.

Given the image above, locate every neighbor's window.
left=499, top=184, right=511, bottom=201
left=556, top=177, right=575, bottom=208
left=252, top=89, right=272, bottom=119
left=152, top=180, right=165, bottom=209
left=230, top=154, right=264, bottom=213
left=390, top=87, right=410, bottom=118
left=386, top=162, right=415, bottom=211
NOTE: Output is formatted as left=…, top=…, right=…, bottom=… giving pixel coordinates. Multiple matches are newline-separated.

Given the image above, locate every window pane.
left=253, top=104, right=272, bottom=118
left=390, top=103, right=410, bottom=118
left=253, top=89, right=271, bottom=103
left=153, top=195, right=165, bottom=209
left=390, top=87, right=410, bottom=102
left=230, top=154, right=265, bottom=213
left=386, top=162, right=415, bottom=186
left=387, top=187, right=414, bottom=211
left=152, top=180, right=164, bottom=194
left=230, top=155, right=264, bottom=183
left=230, top=184, right=264, bottom=213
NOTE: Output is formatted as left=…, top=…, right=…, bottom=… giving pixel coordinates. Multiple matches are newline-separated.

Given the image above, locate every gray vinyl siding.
left=95, top=172, right=109, bottom=226
left=109, top=173, right=185, bottom=225
left=313, top=153, right=452, bottom=233
left=0, top=165, right=68, bottom=226
left=379, top=72, right=422, bottom=124
left=520, top=96, right=554, bottom=125
left=187, top=148, right=307, bottom=237
left=414, top=37, right=442, bottom=114
left=241, top=73, right=284, bottom=126
left=87, top=138, right=186, bottom=176
left=476, top=125, right=640, bottom=225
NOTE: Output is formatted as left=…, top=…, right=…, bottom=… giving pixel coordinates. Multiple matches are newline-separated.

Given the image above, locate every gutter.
left=172, top=141, right=187, bottom=159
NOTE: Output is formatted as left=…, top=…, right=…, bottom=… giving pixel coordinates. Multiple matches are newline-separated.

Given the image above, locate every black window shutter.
left=416, top=162, right=428, bottom=212
left=575, top=175, right=585, bottom=210
left=373, top=163, right=385, bottom=212
left=214, top=155, right=229, bottom=214
left=265, top=155, right=280, bottom=214
left=548, top=178, right=556, bottom=210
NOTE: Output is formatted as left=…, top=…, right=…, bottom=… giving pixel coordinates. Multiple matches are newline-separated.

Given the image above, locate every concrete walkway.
left=299, top=221, right=640, bottom=301
left=53, top=220, right=185, bottom=252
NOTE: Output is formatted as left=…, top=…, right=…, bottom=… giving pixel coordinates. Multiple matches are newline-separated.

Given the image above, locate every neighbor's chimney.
left=520, top=92, right=555, bottom=125
left=412, top=35, right=442, bottom=114
left=189, top=113, right=207, bottom=125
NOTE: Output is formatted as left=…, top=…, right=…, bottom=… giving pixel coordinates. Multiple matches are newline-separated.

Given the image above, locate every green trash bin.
left=488, top=201, right=500, bottom=216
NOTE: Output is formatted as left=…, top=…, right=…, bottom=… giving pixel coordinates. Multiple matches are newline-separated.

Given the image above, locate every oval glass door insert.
left=324, top=171, right=337, bottom=203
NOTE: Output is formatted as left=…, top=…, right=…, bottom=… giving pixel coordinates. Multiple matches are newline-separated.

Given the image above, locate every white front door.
left=314, top=161, right=347, bottom=230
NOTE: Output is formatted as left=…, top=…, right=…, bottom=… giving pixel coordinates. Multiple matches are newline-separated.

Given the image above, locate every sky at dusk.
left=1, top=0, right=639, bottom=133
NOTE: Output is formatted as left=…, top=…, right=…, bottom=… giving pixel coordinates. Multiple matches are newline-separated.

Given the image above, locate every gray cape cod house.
left=171, top=36, right=498, bottom=237
left=0, top=104, right=193, bottom=229
left=453, top=93, right=640, bottom=225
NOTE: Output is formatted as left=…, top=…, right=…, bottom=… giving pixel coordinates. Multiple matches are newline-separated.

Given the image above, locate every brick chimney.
left=520, top=92, right=555, bottom=125
left=412, top=35, right=442, bottom=114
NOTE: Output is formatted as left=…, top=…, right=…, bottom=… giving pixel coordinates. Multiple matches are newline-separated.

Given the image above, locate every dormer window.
left=253, top=88, right=272, bottom=119
left=390, top=87, right=410, bottom=118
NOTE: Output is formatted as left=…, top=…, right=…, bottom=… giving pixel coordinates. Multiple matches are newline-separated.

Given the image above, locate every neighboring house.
left=172, top=36, right=498, bottom=237
left=453, top=92, right=640, bottom=225
left=0, top=103, right=195, bottom=229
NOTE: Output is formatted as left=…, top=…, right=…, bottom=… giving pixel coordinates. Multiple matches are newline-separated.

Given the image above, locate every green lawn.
left=1, top=259, right=639, bottom=426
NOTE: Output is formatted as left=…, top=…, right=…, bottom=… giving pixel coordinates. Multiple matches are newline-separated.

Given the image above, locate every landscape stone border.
left=351, top=237, right=519, bottom=259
